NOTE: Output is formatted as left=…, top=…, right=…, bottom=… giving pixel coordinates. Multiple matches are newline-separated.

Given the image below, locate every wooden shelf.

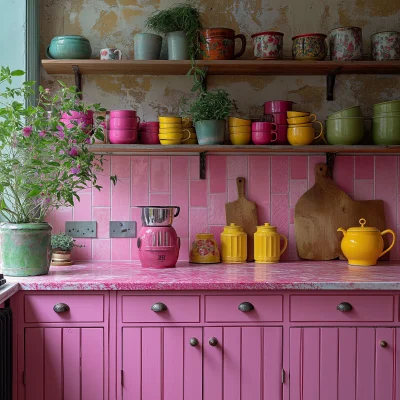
left=42, top=59, right=400, bottom=76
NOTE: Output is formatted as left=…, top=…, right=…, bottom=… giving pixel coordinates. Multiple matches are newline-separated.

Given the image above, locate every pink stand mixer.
left=135, top=206, right=181, bottom=268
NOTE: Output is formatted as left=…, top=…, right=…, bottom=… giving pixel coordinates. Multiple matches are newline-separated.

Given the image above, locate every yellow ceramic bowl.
left=229, top=126, right=252, bottom=134
left=288, top=123, right=313, bottom=128
left=159, top=128, right=182, bottom=134
left=230, top=133, right=251, bottom=145
left=229, top=117, right=252, bottom=126
left=287, top=111, right=310, bottom=118
left=159, top=116, right=182, bottom=124
left=159, top=133, right=183, bottom=140
left=160, top=139, right=182, bottom=145
left=287, top=126, right=322, bottom=146
left=287, top=114, right=316, bottom=125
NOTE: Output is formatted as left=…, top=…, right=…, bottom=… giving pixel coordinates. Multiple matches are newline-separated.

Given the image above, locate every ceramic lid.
left=257, top=222, right=277, bottom=232
left=346, top=218, right=379, bottom=232
left=223, top=223, right=244, bottom=233
left=196, top=233, right=214, bottom=240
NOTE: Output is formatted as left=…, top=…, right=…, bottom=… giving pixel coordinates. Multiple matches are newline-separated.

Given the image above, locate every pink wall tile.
left=290, top=180, right=308, bottom=207
left=49, top=207, right=73, bottom=235
left=150, top=193, right=170, bottom=206
left=190, top=155, right=200, bottom=179
left=334, top=156, right=354, bottom=195
left=178, top=238, right=189, bottom=261
left=354, top=180, right=374, bottom=201
left=288, top=224, right=299, bottom=260
left=73, top=192, right=92, bottom=221
left=190, top=180, right=208, bottom=207
left=290, top=156, right=307, bottom=179
left=209, top=156, right=227, bottom=193
left=308, top=155, right=326, bottom=187
left=228, top=179, right=240, bottom=202
left=92, top=239, right=111, bottom=261
left=355, top=156, right=374, bottom=179
left=271, top=156, right=289, bottom=194
left=92, top=208, right=110, bottom=238
left=111, top=179, right=131, bottom=220
left=112, top=156, right=131, bottom=179
left=150, top=156, right=170, bottom=193
left=209, top=225, right=224, bottom=247
left=270, top=194, right=289, bottom=238
left=227, top=156, right=248, bottom=179
left=189, top=208, right=208, bottom=244
left=93, top=157, right=111, bottom=207
left=131, top=156, right=149, bottom=206
left=72, top=238, right=92, bottom=260
left=131, top=238, right=139, bottom=261
left=172, top=157, right=189, bottom=238
left=209, top=193, right=227, bottom=225
left=111, top=238, right=131, bottom=260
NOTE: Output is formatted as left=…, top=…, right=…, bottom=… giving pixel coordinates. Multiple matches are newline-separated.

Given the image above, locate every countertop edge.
left=0, top=283, right=19, bottom=304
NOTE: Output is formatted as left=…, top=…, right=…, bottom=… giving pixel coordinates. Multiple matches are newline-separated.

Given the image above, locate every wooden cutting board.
left=225, top=177, right=258, bottom=261
left=295, top=163, right=388, bottom=260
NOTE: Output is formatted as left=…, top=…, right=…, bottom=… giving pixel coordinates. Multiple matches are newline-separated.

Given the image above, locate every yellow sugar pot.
left=220, top=223, right=247, bottom=264
left=337, top=218, right=396, bottom=266
left=254, top=223, right=288, bottom=263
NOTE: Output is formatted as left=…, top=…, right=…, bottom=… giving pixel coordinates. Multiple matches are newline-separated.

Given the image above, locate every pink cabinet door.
left=290, top=327, right=396, bottom=400
left=203, top=327, right=283, bottom=400
left=25, top=327, right=104, bottom=400
left=121, top=327, right=202, bottom=400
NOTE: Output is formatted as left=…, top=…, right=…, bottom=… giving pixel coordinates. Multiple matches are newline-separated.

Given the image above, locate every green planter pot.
left=194, top=120, right=226, bottom=145
left=167, top=31, right=189, bottom=60
left=0, top=223, right=52, bottom=276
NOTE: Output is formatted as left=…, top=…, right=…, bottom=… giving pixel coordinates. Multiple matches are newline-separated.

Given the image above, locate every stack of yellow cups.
left=228, top=117, right=252, bottom=145
left=182, top=118, right=197, bottom=145
left=158, top=116, right=191, bottom=145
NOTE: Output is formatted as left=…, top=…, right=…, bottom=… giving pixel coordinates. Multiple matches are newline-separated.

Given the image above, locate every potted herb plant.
left=0, top=66, right=116, bottom=277
left=51, top=232, right=82, bottom=265
left=188, top=89, right=233, bottom=144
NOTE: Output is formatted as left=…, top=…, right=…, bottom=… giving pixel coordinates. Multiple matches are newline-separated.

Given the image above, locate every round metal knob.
left=209, top=337, right=218, bottom=347
left=337, top=302, right=353, bottom=312
left=53, top=303, right=70, bottom=313
left=151, top=302, right=168, bottom=312
left=189, top=337, right=199, bottom=347
left=380, top=341, right=388, bottom=348
left=238, top=302, right=255, bottom=312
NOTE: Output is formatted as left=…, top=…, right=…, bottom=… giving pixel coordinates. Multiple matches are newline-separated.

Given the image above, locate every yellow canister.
left=220, top=223, right=247, bottom=263
left=254, top=223, right=288, bottom=263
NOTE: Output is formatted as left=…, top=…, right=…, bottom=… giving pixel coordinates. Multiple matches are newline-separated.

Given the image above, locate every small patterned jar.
left=251, top=31, right=284, bottom=59
left=371, top=31, right=400, bottom=61
left=189, top=233, right=220, bottom=264
left=292, top=33, right=327, bottom=60
left=329, top=27, right=363, bottom=61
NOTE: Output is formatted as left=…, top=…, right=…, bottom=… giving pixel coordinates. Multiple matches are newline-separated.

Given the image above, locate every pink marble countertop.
left=4, top=260, right=400, bottom=291
left=0, top=283, right=19, bottom=304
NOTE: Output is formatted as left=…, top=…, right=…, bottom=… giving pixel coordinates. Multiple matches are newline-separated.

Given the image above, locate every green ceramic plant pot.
left=325, top=118, right=364, bottom=145
left=327, top=105, right=363, bottom=119
left=194, top=120, right=225, bottom=145
left=0, top=223, right=52, bottom=276
left=372, top=116, right=400, bottom=145
left=373, top=100, right=400, bottom=115
left=47, top=35, right=92, bottom=59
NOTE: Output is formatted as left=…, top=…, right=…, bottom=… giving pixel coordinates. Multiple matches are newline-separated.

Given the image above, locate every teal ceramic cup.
left=47, top=35, right=92, bottom=59
left=372, top=116, right=400, bottom=145
left=134, top=33, right=162, bottom=60
left=326, top=117, right=364, bottom=145
left=194, top=120, right=225, bottom=145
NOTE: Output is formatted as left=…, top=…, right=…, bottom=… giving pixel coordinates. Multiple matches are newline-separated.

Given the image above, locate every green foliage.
left=187, top=89, right=233, bottom=122
left=51, top=232, right=82, bottom=252
left=0, top=66, right=117, bottom=223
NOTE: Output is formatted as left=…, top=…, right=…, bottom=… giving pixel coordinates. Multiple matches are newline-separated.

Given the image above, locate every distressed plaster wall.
left=40, top=0, right=399, bottom=122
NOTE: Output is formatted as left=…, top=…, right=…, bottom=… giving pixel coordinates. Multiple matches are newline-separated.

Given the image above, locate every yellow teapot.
left=337, top=218, right=396, bottom=266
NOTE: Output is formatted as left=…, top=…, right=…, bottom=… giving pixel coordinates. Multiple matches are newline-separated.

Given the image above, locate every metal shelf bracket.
left=326, top=152, right=336, bottom=178
left=326, top=66, right=342, bottom=101
left=72, top=65, right=82, bottom=100
left=200, top=151, right=207, bottom=179
left=201, top=66, right=209, bottom=92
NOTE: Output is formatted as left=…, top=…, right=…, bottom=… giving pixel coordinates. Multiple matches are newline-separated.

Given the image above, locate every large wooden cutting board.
left=295, top=163, right=388, bottom=260
left=225, top=177, right=258, bottom=261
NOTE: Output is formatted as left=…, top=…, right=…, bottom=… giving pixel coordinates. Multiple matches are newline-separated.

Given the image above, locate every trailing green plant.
left=51, top=232, right=83, bottom=252
left=0, top=66, right=117, bottom=224
left=188, top=89, right=233, bottom=122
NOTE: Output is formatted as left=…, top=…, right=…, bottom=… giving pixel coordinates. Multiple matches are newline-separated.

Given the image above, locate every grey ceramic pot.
left=134, top=33, right=162, bottom=60
left=167, top=31, right=189, bottom=60
left=195, top=120, right=226, bottom=145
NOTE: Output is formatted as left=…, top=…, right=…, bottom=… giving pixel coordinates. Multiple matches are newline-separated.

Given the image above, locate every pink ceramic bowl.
left=264, top=101, right=294, bottom=114
left=110, top=117, right=140, bottom=130
left=252, top=121, right=277, bottom=131
left=61, top=110, right=93, bottom=119
left=252, top=130, right=277, bottom=145
left=139, top=132, right=160, bottom=145
left=110, top=110, right=137, bottom=118
left=109, top=129, right=138, bottom=144
left=59, top=118, right=93, bottom=133
left=275, top=125, right=289, bottom=145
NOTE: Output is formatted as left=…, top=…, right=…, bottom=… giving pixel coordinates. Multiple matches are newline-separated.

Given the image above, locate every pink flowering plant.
left=0, top=67, right=116, bottom=223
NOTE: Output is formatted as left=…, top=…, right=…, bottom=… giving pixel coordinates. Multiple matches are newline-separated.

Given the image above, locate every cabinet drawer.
left=290, top=295, right=394, bottom=322
left=121, top=295, right=200, bottom=323
left=24, top=294, right=105, bottom=323
left=205, top=295, right=283, bottom=322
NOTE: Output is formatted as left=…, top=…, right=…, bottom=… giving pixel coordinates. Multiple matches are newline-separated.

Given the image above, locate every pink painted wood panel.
left=164, top=328, right=184, bottom=400
left=375, top=328, right=394, bottom=400
left=223, top=328, right=241, bottom=400
left=122, top=328, right=141, bottom=400
left=263, top=327, right=283, bottom=399
left=356, top=328, right=375, bottom=400
left=289, top=328, right=302, bottom=400
left=396, top=329, right=400, bottom=400
left=183, top=328, right=203, bottom=400
left=44, top=328, right=62, bottom=400
left=142, top=328, right=162, bottom=399
left=290, top=295, right=394, bottom=322
left=24, top=294, right=104, bottom=323
left=302, top=328, right=320, bottom=400
left=121, top=295, right=200, bottom=323
left=205, top=295, right=283, bottom=322
left=25, top=328, right=44, bottom=400
left=338, top=328, right=357, bottom=399
left=319, top=328, right=338, bottom=400
left=203, top=327, right=223, bottom=400
left=63, top=328, right=81, bottom=400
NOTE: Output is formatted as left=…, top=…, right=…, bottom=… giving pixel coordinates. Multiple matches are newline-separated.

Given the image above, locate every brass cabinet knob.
left=53, top=303, right=70, bottom=313
left=238, top=302, right=255, bottom=312
left=151, top=302, right=168, bottom=312
left=380, top=341, right=388, bottom=348
left=337, top=302, right=353, bottom=312
left=189, top=337, right=199, bottom=347
left=209, top=337, right=218, bottom=347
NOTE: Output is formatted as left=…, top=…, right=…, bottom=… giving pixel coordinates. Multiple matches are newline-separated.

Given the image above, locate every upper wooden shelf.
left=42, top=59, right=400, bottom=76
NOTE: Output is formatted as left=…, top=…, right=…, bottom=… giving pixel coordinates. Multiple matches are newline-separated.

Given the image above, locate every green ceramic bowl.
left=327, top=106, right=363, bottom=119
left=326, top=118, right=364, bottom=145
left=372, top=116, right=400, bottom=145
left=373, top=100, right=400, bottom=115
left=373, top=111, right=400, bottom=118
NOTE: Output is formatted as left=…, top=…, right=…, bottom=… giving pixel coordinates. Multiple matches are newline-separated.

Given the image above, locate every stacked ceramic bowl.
left=251, top=122, right=277, bottom=145
left=264, top=100, right=293, bottom=144
left=287, top=111, right=324, bottom=146
left=138, top=122, right=160, bottom=144
left=372, top=100, right=400, bottom=145
left=325, top=106, right=364, bottom=145
left=158, top=116, right=194, bottom=145
left=228, top=117, right=252, bottom=145
left=109, top=110, right=140, bottom=144
left=182, top=119, right=198, bottom=145
left=60, top=110, right=93, bottom=134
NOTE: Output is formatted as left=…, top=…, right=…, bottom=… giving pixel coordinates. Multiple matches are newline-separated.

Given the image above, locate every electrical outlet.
left=65, top=221, right=97, bottom=238
left=109, top=221, right=137, bottom=238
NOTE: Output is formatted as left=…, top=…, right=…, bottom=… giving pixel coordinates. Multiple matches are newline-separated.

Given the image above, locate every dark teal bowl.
left=47, top=35, right=92, bottom=59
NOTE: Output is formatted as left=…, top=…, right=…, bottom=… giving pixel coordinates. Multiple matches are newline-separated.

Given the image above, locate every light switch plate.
left=109, top=221, right=137, bottom=238
left=65, top=221, right=97, bottom=238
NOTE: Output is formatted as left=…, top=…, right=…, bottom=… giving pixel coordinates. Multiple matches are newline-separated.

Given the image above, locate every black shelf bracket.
left=326, top=152, right=336, bottom=178
left=72, top=65, right=82, bottom=100
left=326, top=66, right=342, bottom=101
left=201, top=66, right=209, bottom=92
left=200, top=151, right=207, bottom=179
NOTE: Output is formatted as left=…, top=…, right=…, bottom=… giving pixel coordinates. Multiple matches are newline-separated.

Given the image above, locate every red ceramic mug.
left=252, top=122, right=277, bottom=131
left=110, top=110, right=137, bottom=118
left=275, top=125, right=289, bottom=145
left=270, top=113, right=288, bottom=125
left=252, top=130, right=277, bottom=145
left=110, top=117, right=141, bottom=130
left=201, top=28, right=246, bottom=60
left=264, top=101, right=294, bottom=114
left=109, top=129, right=138, bottom=144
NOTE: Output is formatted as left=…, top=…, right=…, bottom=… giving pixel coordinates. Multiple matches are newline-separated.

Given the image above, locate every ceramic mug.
left=109, top=129, right=138, bottom=144
left=287, top=111, right=310, bottom=118
left=110, top=110, right=137, bottom=118
left=159, top=116, right=190, bottom=125
left=252, top=130, right=277, bottom=145
left=269, top=113, right=288, bottom=125
left=287, top=114, right=317, bottom=124
left=275, top=125, right=289, bottom=144
left=371, top=31, right=400, bottom=60
left=201, top=28, right=246, bottom=60
left=329, top=27, right=363, bottom=61
left=252, top=122, right=277, bottom=131
left=229, top=126, right=251, bottom=134
left=134, top=33, right=162, bottom=60
left=251, top=31, right=284, bottom=59
left=292, top=33, right=327, bottom=60
left=228, top=117, right=251, bottom=126
left=287, top=123, right=323, bottom=146
left=100, top=48, right=122, bottom=60
left=109, top=117, right=140, bottom=129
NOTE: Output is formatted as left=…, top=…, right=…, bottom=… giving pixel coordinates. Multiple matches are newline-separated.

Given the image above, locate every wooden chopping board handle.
left=237, top=177, right=245, bottom=198
left=315, top=163, right=329, bottom=182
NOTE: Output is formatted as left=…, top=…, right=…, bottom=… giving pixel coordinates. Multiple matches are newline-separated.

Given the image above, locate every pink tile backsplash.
left=50, top=155, right=400, bottom=261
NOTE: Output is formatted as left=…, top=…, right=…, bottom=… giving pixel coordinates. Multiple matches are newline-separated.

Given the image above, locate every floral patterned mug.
left=251, top=31, right=284, bottom=59
left=329, top=27, right=363, bottom=61
left=371, top=31, right=400, bottom=61
left=100, top=48, right=122, bottom=60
